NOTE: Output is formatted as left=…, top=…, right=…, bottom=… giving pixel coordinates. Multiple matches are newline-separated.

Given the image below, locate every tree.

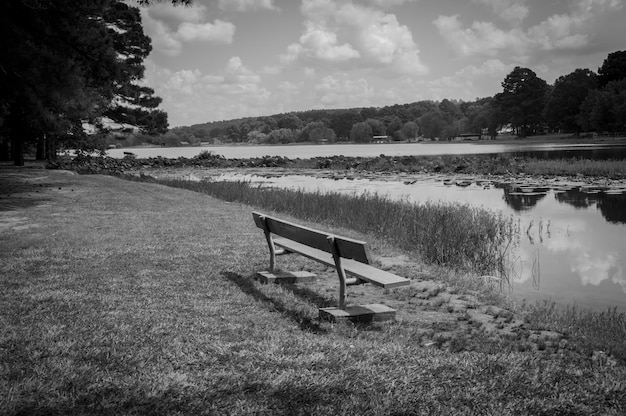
left=400, top=121, right=418, bottom=140
left=543, top=69, right=597, bottom=134
left=577, top=79, right=626, bottom=132
left=267, top=128, right=295, bottom=144
left=496, top=67, right=549, bottom=137
left=597, top=50, right=626, bottom=88
left=365, top=118, right=386, bottom=136
left=350, top=122, right=373, bottom=143
left=329, top=110, right=362, bottom=140
left=470, top=97, right=500, bottom=139
left=438, top=99, right=463, bottom=124
left=276, top=113, right=303, bottom=130
left=300, top=121, right=335, bottom=143
left=382, top=115, right=403, bottom=140
left=418, top=111, right=446, bottom=139
left=225, top=123, right=241, bottom=142
left=0, top=0, right=169, bottom=165
left=247, top=130, right=267, bottom=144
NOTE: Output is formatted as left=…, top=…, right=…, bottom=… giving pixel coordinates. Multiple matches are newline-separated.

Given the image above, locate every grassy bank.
left=2, top=168, right=625, bottom=415
left=129, top=176, right=517, bottom=277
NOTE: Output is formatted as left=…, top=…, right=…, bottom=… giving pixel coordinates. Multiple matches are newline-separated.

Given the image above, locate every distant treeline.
left=123, top=50, right=626, bottom=148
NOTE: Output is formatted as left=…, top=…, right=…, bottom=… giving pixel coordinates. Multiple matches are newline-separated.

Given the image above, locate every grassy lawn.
left=1, top=166, right=625, bottom=415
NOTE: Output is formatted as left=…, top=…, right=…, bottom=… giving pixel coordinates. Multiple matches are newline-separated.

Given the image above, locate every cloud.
left=435, top=0, right=623, bottom=59
left=472, top=0, right=529, bottom=25
left=433, top=15, right=526, bottom=57
left=140, top=4, right=235, bottom=56
left=282, top=0, right=427, bottom=75
left=217, top=0, right=277, bottom=12
left=540, top=218, right=626, bottom=293
left=367, top=0, right=420, bottom=8
left=176, top=20, right=235, bottom=43
left=314, top=75, right=376, bottom=108
left=297, top=22, right=361, bottom=61
left=143, top=58, right=275, bottom=126
left=427, top=59, right=513, bottom=99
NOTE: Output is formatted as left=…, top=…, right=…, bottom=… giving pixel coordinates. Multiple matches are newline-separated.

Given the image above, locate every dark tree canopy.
left=597, top=50, right=626, bottom=88
left=496, top=67, right=549, bottom=137
left=543, top=68, right=597, bottom=134
left=0, top=0, right=170, bottom=164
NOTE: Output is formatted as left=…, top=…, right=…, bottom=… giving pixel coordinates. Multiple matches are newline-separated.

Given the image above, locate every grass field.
left=1, top=166, right=625, bottom=415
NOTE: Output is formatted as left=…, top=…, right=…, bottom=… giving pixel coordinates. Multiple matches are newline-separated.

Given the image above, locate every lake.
left=204, top=171, right=626, bottom=313
left=108, top=141, right=626, bottom=160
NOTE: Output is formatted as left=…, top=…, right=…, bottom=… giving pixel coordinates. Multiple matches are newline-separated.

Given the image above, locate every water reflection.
left=554, top=189, right=626, bottom=224
left=496, top=184, right=626, bottom=224
left=499, top=187, right=548, bottom=211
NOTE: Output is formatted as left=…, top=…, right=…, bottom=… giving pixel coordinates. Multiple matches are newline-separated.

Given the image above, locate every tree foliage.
left=597, top=50, right=626, bottom=88
left=0, top=0, right=168, bottom=164
left=350, top=122, right=373, bottom=143
left=496, top=67, right=549, bottom=137
left=544, top=69, right=598, bottom=134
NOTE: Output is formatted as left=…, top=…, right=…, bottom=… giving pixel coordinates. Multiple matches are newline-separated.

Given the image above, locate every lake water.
left=206, top=172, right=626, bottom=312
left=108, top=142, right=626, bottom=160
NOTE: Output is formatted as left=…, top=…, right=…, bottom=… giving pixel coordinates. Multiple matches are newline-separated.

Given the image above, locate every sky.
left=137, top=0, right=626, bottom=127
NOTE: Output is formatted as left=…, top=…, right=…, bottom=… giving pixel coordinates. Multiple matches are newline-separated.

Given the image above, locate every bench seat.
left=274, top=237, right=410, bottom=289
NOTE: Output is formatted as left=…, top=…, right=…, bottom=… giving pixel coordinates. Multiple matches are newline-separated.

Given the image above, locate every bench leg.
left=262, top=228, right=277, bottom=272
left=327, top=236, right=347, bottom=310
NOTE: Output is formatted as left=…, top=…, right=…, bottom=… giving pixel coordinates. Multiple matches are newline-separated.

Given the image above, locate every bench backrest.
left=253, top=212, right=372, bottom=264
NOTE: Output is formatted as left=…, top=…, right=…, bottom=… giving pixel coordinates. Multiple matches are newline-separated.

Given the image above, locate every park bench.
left=252, top=211, right=410, bottom=322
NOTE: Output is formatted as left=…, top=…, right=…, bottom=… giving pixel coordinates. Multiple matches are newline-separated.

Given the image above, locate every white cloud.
left=143, top=58, right=275, bottom=126
left=217, top=0, right=277, bottom=12
left=140, top=6, right=235, bottom=56
left=176, top=19, right=235, bottom=43
left=367, top=0, right=419, bottom=8
left=435, top=0, right=623, bottom=58
left=298, top=22, right=361, bottom=61
left=473, top=0, right=529, bottom=24
left=283, top=0, right=427, bottom=75
left=417, top=59, right=513, bottom=99
left=433, top=15, right=526, bottom=57
left=314, top=75, right=376, bottom=108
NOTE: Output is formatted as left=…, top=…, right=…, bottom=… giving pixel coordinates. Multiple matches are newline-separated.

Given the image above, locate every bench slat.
left=274, top=238, right=410, bottom=289
left=253, top=212, right=371, bottom=264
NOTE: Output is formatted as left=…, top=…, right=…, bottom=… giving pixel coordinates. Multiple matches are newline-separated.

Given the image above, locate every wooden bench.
left=252, top=211, right=410, bottom=322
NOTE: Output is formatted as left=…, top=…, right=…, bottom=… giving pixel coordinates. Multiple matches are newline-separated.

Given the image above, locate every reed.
left=523, top=301, right=626, bottom=362
left=518, top=158, right=626, bottom=178
left=133, top=176, right=518, bottom=277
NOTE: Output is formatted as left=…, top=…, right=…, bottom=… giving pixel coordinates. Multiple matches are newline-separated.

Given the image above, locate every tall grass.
left=129, top=176, right=518, bottom=277
left=522, top=301, right=626, bottom=363
left=519, top=158, right=626, bottom=178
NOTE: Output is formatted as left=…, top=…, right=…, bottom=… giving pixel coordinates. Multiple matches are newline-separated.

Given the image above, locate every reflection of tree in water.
left=555, top=188, right=626, bottom=224
left=555, top=188, right=597, bottom=209
left=499, top=185, right=547, bottom=211
left=597, top=193, right=626, bottom=224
